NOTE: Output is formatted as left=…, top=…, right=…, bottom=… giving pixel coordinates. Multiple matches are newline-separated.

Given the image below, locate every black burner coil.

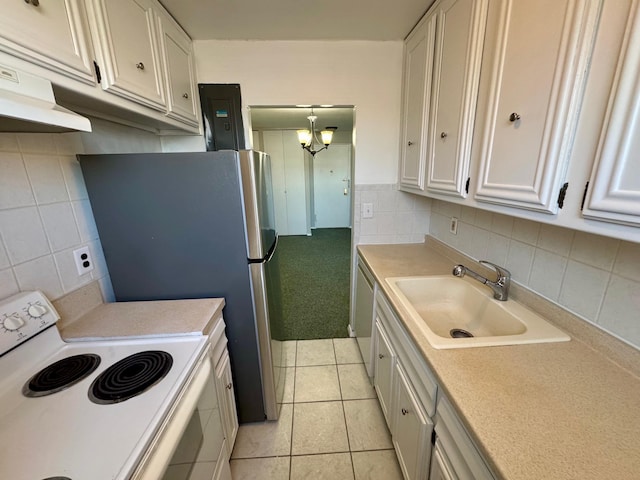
left=23, top=354, right=101, bottom=398
left=89, top=350, right=173, bottom=405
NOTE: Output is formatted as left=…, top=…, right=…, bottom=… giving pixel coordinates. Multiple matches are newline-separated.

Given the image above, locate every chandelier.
left=297, top=108, right=336, bottom=156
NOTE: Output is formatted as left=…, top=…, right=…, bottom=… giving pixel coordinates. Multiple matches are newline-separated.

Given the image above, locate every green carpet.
left=272, top=228, right=351, bottom=340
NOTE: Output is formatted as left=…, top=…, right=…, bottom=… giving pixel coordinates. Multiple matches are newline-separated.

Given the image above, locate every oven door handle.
left=131, top=345, right=212, bottom=480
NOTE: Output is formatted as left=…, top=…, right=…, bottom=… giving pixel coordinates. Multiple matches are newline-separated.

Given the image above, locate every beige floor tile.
left=343, top=399, right=393, bottom=451
left=290, top=452, right=355, bottom=479
left=296, top=339, right=336, bottom=366
left=283, top=340, right=297, bottom=367
left=338, top=364, right=376, bottom=400
left=352, top=450, right=403, bottom=480
left=281, top=366, right=295, bottom=403
left=333, top=338, right=364, bottom=364
left=231, top=403, right=293, bottom=459
left=230, top=457, right=290, bottom=480
left=295, top=365, right=341, bottom=402
left=292, top=401, right=349, bottom=455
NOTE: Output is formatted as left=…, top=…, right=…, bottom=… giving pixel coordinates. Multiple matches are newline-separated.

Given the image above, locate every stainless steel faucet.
left=452, top=261, right=511, bottom=301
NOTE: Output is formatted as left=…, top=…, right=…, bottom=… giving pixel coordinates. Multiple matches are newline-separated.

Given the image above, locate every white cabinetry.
left=425, top=0, right=488, bottom=198
left=354, top=256, right=376, bottom=377
left=159, top=11, right=199, bottom=126
left=86, top=0, right=166, bottom=110
left=374, top=292, right=437, bottom=480
left=0, top=0, right=95, bottom=84
left=582, top=2, right=640, bottom=227
left=399, top=12, right=436, bottom=191
left=432, top=395, right=495, bottom=480
left=473, top=0, right=601, bottom=213
left=214, top=349, right=238, bottom=459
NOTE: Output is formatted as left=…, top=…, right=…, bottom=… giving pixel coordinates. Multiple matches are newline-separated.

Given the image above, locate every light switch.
left=362, top=203, right=374, bottom=219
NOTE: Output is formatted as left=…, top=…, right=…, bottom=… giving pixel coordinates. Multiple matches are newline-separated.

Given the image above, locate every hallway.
left=276, top=228, right=351, bottom=340
left=230, top=338, right=403, bottom=479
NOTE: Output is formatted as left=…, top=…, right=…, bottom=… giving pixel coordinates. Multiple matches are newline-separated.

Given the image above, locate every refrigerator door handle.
left=248, top=233, right=278, bottom=264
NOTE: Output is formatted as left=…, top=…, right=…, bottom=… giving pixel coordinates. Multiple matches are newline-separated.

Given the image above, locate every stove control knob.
left=3, top=314, right=25, bottom=331
left=27, top=304, right=47, bottom=318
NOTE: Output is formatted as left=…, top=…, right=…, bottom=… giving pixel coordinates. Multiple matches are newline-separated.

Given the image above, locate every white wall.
left=0, top=119, right=161, bottom=302
left=193, top=40, right=403, bottom=185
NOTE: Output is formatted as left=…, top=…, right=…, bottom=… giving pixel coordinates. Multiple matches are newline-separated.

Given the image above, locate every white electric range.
left=0, top=291, right=210, bottom=480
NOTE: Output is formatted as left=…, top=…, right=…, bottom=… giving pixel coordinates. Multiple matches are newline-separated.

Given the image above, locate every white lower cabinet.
left=393, top=362, right=433, bottom=480
left=214, top=349, right=238, bottom=459
left=373, top=289, right=494, bottom=480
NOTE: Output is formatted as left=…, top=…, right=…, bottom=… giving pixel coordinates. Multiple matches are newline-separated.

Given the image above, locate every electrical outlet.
left=449, top=217, right=459, bottom=235
left=362, top=203, right=374, bottom=219
left=73, top=246, right=94, bottom=276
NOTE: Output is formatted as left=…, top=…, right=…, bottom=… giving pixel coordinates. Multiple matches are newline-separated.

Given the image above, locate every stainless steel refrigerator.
left=79, top=150, right=284, bottom=423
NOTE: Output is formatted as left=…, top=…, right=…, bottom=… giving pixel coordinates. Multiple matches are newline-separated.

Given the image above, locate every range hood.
left=0, top=63, right=91, bottom=133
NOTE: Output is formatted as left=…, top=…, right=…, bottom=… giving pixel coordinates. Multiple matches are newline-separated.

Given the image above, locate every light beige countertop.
left=58, top=294, right=225, bottom=341
left=358, top=240, right=640, bottom=480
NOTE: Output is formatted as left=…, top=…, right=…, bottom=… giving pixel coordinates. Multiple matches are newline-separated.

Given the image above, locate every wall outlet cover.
left=449, top=217, right=459, bottom=235
left=362, top=202, right=374, bottom=219
left=73, top=246, right=94, bottom=276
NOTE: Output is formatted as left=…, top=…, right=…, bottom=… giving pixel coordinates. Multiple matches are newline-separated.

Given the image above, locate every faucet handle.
left=479, top=260, right=511, bottom=280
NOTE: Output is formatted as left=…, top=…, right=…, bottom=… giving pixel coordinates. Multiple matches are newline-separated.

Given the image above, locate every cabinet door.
left=88, top=0, right=165, bottom=110
left=373, top=320, right=395, bottom=429
left=0, top=0, right=95, bottom=83
left=399, top=13, right=437, bottom=191
left=354, top=261, right=375, bottom=377
left=426, top=0, right=488, bottom=197
left=159, top=13, right=198, bottom=126
left=429, top=440, right=458, bottom=480
left=392, top=362, right=432, bottom=480
left=215, top=350, right=238, bottom=459
left=474, top=0, right=601, bottom=213
left=583, top=2, right=640, bottom=226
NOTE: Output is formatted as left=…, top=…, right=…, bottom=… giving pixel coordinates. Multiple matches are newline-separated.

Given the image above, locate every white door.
left=261, top=130, right=309, bottom=235
left=313, top=145, right=351, bottom=228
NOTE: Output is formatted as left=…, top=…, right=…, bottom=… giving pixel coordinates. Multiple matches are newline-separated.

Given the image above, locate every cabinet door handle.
left=407, top=141, right=414, bottom=146
left=509, top=112, right=521, bottom=122
left=24, top=0, right=40, bottom=6
left=378, top=353, right=384, bottom=359
left=226, top=383, right=232, bottom=390
left=440, top=132, right=448, bottom=138
left=182, top=93, right=189, bottom=99
left=401, top=408, right=409, bottom=415
left=136, top=62, right=145, bottom=70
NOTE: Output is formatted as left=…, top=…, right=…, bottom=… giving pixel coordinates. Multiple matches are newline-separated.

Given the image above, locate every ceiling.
left=159, top=0, right=432, bottom=41
left=250, top=107, right=354, bottom=131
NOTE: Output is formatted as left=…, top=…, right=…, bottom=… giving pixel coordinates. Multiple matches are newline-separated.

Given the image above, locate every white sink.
left=385, top=276, right=570, bottom=349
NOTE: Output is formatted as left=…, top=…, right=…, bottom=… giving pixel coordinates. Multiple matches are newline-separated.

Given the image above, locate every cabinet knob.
left=440, top=132, right=448, bottom=138
left=136, top=62, right=145, bottom=71
left=378, top=353, right=384, bottom=359
left=226, top=383, right=232, bottom=390
left=509, top=112, right=521, bottom=122
left=407, top=141, right=414, bottom=146
left=401, top=408, right=409, bottom=416
left=24, top=0, right=40, bottom=5
left=182, top=93, right=189, bottom=99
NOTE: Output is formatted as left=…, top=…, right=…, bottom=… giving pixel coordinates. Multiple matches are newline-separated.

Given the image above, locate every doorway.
left=250, top=106, right=354, bottom=340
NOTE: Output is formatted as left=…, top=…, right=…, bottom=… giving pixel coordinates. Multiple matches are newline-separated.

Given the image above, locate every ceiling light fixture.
left=297, top=108, right=336, bottom=157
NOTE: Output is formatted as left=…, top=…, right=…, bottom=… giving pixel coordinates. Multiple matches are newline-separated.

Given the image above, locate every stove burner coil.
left=89, top=350, right=173, bottom=405
left=23, top=354, right=101, bottom=398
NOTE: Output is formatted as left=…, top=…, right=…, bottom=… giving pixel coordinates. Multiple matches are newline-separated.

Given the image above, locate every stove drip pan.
left=23, top=354, right=101, bottom=398
left=89, top=350, right=173, bottom=405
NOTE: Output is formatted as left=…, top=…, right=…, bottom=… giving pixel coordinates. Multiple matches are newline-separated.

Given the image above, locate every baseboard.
left=347, top=324, right=356, bottom=337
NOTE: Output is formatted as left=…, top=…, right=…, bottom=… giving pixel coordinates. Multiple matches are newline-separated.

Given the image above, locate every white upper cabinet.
left=399, top=13, right=437, bottom=191
left=86, top=0, right=166, bottom=111
left=0, top=0, right=95, bottom=84
left=582, top=2, right=640, bottom=227
left=473, top=0, right=602, bottom=213
left=159, top=12, right=199, bottom=126
left=425, top=0, right=488, bottom=198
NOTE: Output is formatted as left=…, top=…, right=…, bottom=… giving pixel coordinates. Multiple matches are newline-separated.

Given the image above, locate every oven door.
left=132, top=345, right=230, bottom=480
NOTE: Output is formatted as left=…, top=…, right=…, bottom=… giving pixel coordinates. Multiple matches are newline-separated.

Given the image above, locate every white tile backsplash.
left=23, top=154, right=69, bottom=204
left=429, top=201, right=640, bottom=350
left=0, top=122, right=162, bottom=302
